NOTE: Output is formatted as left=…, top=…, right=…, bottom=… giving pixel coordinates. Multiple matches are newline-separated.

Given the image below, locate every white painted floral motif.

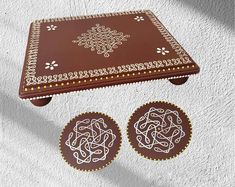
left=45, top=61, right=58, bottom=70
left=72, top=24, right=130, bottom=58
left=134, top=107, right=185, bottom=153
left=134, top=16, right=144, bottom=22
left=156, top=47, right=169, bottom=55
left=46, top=25, right=57, bottom=31
left=65, top=118, right=116, bottom=164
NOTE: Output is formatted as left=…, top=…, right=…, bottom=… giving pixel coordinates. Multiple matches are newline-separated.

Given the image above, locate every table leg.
left=169, top=77, right=188, bottom=85
left=30, top=97, right=52, bottom=107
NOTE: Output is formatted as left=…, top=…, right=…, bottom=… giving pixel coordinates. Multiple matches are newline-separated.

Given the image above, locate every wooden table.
left=19, top=10, right=200, bottom=106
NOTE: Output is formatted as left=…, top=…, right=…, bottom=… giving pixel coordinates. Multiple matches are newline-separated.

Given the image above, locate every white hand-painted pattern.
left=134, top=107, right=185, bottom=153
left=65, top=118, right=116, bottom=164
left=72, top=24, right=130, bottom=58
left=134, top=16, right=144, bottom=22
left=45, top=61, right=58, bottom=70
left=156, top=47, right=169, bottom=55
left=46, top=24, right=57, bottom=31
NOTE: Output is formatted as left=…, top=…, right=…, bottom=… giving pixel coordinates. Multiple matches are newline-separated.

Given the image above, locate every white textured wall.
left=0, top=0, right=234, bottom=186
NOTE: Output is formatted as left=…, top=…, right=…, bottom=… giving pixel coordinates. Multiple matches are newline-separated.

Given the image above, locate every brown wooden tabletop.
left=19, top=10, right=200, bottom=106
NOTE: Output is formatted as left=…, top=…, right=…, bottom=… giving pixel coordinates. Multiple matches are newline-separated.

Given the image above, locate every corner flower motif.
left=134, top=16, right=144, bottom=22
left=156, top=47, right=169, bottom=55
left=45, top=61, right=58, bottom=70
left=46, top=25, right=58, bottom=31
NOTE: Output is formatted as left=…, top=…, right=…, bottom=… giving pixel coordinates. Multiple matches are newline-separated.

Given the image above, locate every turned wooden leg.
left=30, top=97, right=52, bottom=107
left=169, top=77, right=189, bottom=85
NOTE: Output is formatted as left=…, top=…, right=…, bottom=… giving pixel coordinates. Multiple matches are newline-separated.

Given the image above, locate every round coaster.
left=127, top=101, right=192, bottom=160
left=60, top=112, right=122, bottom=171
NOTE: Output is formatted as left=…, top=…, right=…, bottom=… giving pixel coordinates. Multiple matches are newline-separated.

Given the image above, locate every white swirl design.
left=72, top=24, right=130, bottom=58
left=65, top=118, right=116, bottom=164
left=134, top=107, right=185, bottom=153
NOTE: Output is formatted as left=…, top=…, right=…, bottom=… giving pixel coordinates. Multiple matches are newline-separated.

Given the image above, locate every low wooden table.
left=19, top=10, right=200, bottom=106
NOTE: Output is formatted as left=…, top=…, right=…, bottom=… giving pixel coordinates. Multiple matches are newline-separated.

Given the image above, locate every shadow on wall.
left=0, top=91, right=159, bottom=187
left=176, top=0, right=234, bottom=29
left=98, top=162, right=157, bottom=187
left=0, top=91, right=60, bottom=147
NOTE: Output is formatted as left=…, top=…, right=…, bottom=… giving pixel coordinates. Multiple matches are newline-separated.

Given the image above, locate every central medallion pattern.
left=65, top=118, right=117, bottom=164
left=134, top=107, right=186, bottom=154
left=72, top=24, right=130, bottom=58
